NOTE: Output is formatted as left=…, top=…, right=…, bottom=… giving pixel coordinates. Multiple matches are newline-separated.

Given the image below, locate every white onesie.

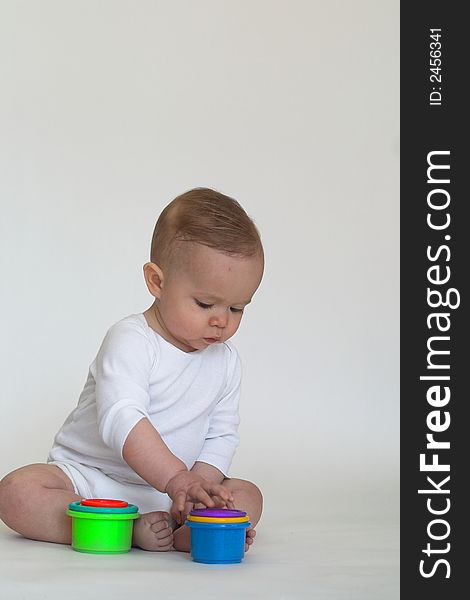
left=47, top=313, right=241, bottom=513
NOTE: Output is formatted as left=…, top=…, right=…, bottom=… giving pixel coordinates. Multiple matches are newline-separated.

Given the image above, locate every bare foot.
left=172, top=523, right=257, bottom=553
left=245, top=526, right=256, bottom=552
left=132, top=511, right=173, bottom=551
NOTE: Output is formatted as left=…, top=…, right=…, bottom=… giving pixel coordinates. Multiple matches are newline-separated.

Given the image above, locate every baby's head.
left=143, top=188, right=264, bottom=352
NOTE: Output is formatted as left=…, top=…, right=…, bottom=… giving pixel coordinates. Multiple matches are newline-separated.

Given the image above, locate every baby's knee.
left=246, top=480, right=263, bottom=508
left=0, top=468, right=42, bottom=518
left=225, top=478, right=263, bottom=505
left=0, top=472, right=23, bottom=517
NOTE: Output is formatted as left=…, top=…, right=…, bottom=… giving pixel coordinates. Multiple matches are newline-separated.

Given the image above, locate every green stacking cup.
left=67, top=499, right=140, bottom=554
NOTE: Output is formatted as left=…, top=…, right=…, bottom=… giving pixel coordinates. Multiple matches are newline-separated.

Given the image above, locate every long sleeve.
left=93, top=322, right=156, bottom=458
left=196, top=345, right=241, bottom=477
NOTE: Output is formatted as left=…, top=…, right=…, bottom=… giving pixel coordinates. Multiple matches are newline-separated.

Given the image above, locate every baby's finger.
left=182, top=501, right=195, bottom=523
left=169, top=499, right=181, bottom=519
left=170, top=505, right=180, bottom=524
left=171, top=505, right=185, bottom=525
left=184, top=501, right=195, bottom=515
left=190, top=487, right=215, bottom=507
left=207, top=484, right=233, bottom=503
left=210, top=494, right=230, bottom=507
left=173, top=490, right=187, bottom=513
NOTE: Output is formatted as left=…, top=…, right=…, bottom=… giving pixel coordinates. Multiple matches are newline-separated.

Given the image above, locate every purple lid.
left=189, top=508, right=247, bottom=518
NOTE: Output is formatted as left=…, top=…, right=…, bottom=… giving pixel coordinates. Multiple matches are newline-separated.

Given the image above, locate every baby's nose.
left=209, top=312, right=228, bottom=328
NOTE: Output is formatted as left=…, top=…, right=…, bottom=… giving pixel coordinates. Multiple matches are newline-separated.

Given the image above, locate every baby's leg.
left=172, top=478, right=263, bottom=553
left=0, top=463, right=81, bottom=544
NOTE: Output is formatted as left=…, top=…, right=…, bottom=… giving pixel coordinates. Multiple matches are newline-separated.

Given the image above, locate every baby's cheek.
left=170, top=315, right=191, bottom=336
left=229, top=320, right=243, bottom=337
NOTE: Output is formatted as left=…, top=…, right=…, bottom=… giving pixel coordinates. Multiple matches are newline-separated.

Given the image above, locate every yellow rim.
left=187, top=515, right=250, bottom=523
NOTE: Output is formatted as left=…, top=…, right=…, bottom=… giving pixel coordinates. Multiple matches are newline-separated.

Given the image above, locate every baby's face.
left=156, top=244, right=264, bottom=352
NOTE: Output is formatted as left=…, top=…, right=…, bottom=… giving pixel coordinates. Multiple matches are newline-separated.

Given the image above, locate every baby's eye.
left=195, top=299, right=213, bottom=309
left=230, top=307, right=244, bottom=313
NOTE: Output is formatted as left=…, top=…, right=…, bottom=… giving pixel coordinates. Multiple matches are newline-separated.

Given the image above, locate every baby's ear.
left=143, top=262, right=164, bottom=297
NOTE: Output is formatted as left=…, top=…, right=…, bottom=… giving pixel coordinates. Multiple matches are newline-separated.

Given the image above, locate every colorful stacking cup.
left=67, top=498, right=140, bottom=554
left=185, top=508, right=251, bottom=564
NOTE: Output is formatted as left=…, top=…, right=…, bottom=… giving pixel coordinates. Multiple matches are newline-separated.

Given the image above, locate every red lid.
left=81, top=498, right=129, bottom=508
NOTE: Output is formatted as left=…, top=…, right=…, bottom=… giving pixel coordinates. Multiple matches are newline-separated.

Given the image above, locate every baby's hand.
left=174, top=498, right=234, bottom=526
left=165, top=471, right=233, bottom=525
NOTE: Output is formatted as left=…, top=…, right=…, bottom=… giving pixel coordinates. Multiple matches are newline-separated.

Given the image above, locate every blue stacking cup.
left=185, top=508, right=251, bottom=564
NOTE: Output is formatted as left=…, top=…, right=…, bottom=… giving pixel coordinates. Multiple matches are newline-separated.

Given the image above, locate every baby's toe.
left=157, top=530, right=173, bottom=545
left=247, top=529, right=256, bottom=539
left=154, top=524, right=173, bottom=541
left=245, top=528, right=256, bottom=552
left=151, top=519, right=170, bottom=534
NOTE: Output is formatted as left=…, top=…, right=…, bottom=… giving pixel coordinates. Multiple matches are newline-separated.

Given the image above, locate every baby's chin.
left=170, top=331, right=224, bottom=352
left=177, top=337, right=209, bottom=353
left=187, top=338, right=222, bottom=352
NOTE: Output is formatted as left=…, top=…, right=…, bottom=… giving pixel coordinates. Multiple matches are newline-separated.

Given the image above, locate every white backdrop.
left=0, top=0, right=398, bottom=520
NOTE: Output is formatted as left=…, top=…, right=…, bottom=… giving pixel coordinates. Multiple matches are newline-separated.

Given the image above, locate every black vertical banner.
left=401, top=2, right=468, bottom=597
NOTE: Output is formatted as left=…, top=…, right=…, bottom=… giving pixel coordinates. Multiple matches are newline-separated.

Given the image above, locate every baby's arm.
left=123, top=418, right=233, bottom=523
left=123, top=417, right=187, bottom=490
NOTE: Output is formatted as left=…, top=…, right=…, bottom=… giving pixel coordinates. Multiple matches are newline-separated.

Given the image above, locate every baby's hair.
left=150, top=187, right=263, bottom=268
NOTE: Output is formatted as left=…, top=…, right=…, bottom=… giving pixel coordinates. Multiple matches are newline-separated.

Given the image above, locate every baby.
left=0, top=188, right=264, bottom=553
